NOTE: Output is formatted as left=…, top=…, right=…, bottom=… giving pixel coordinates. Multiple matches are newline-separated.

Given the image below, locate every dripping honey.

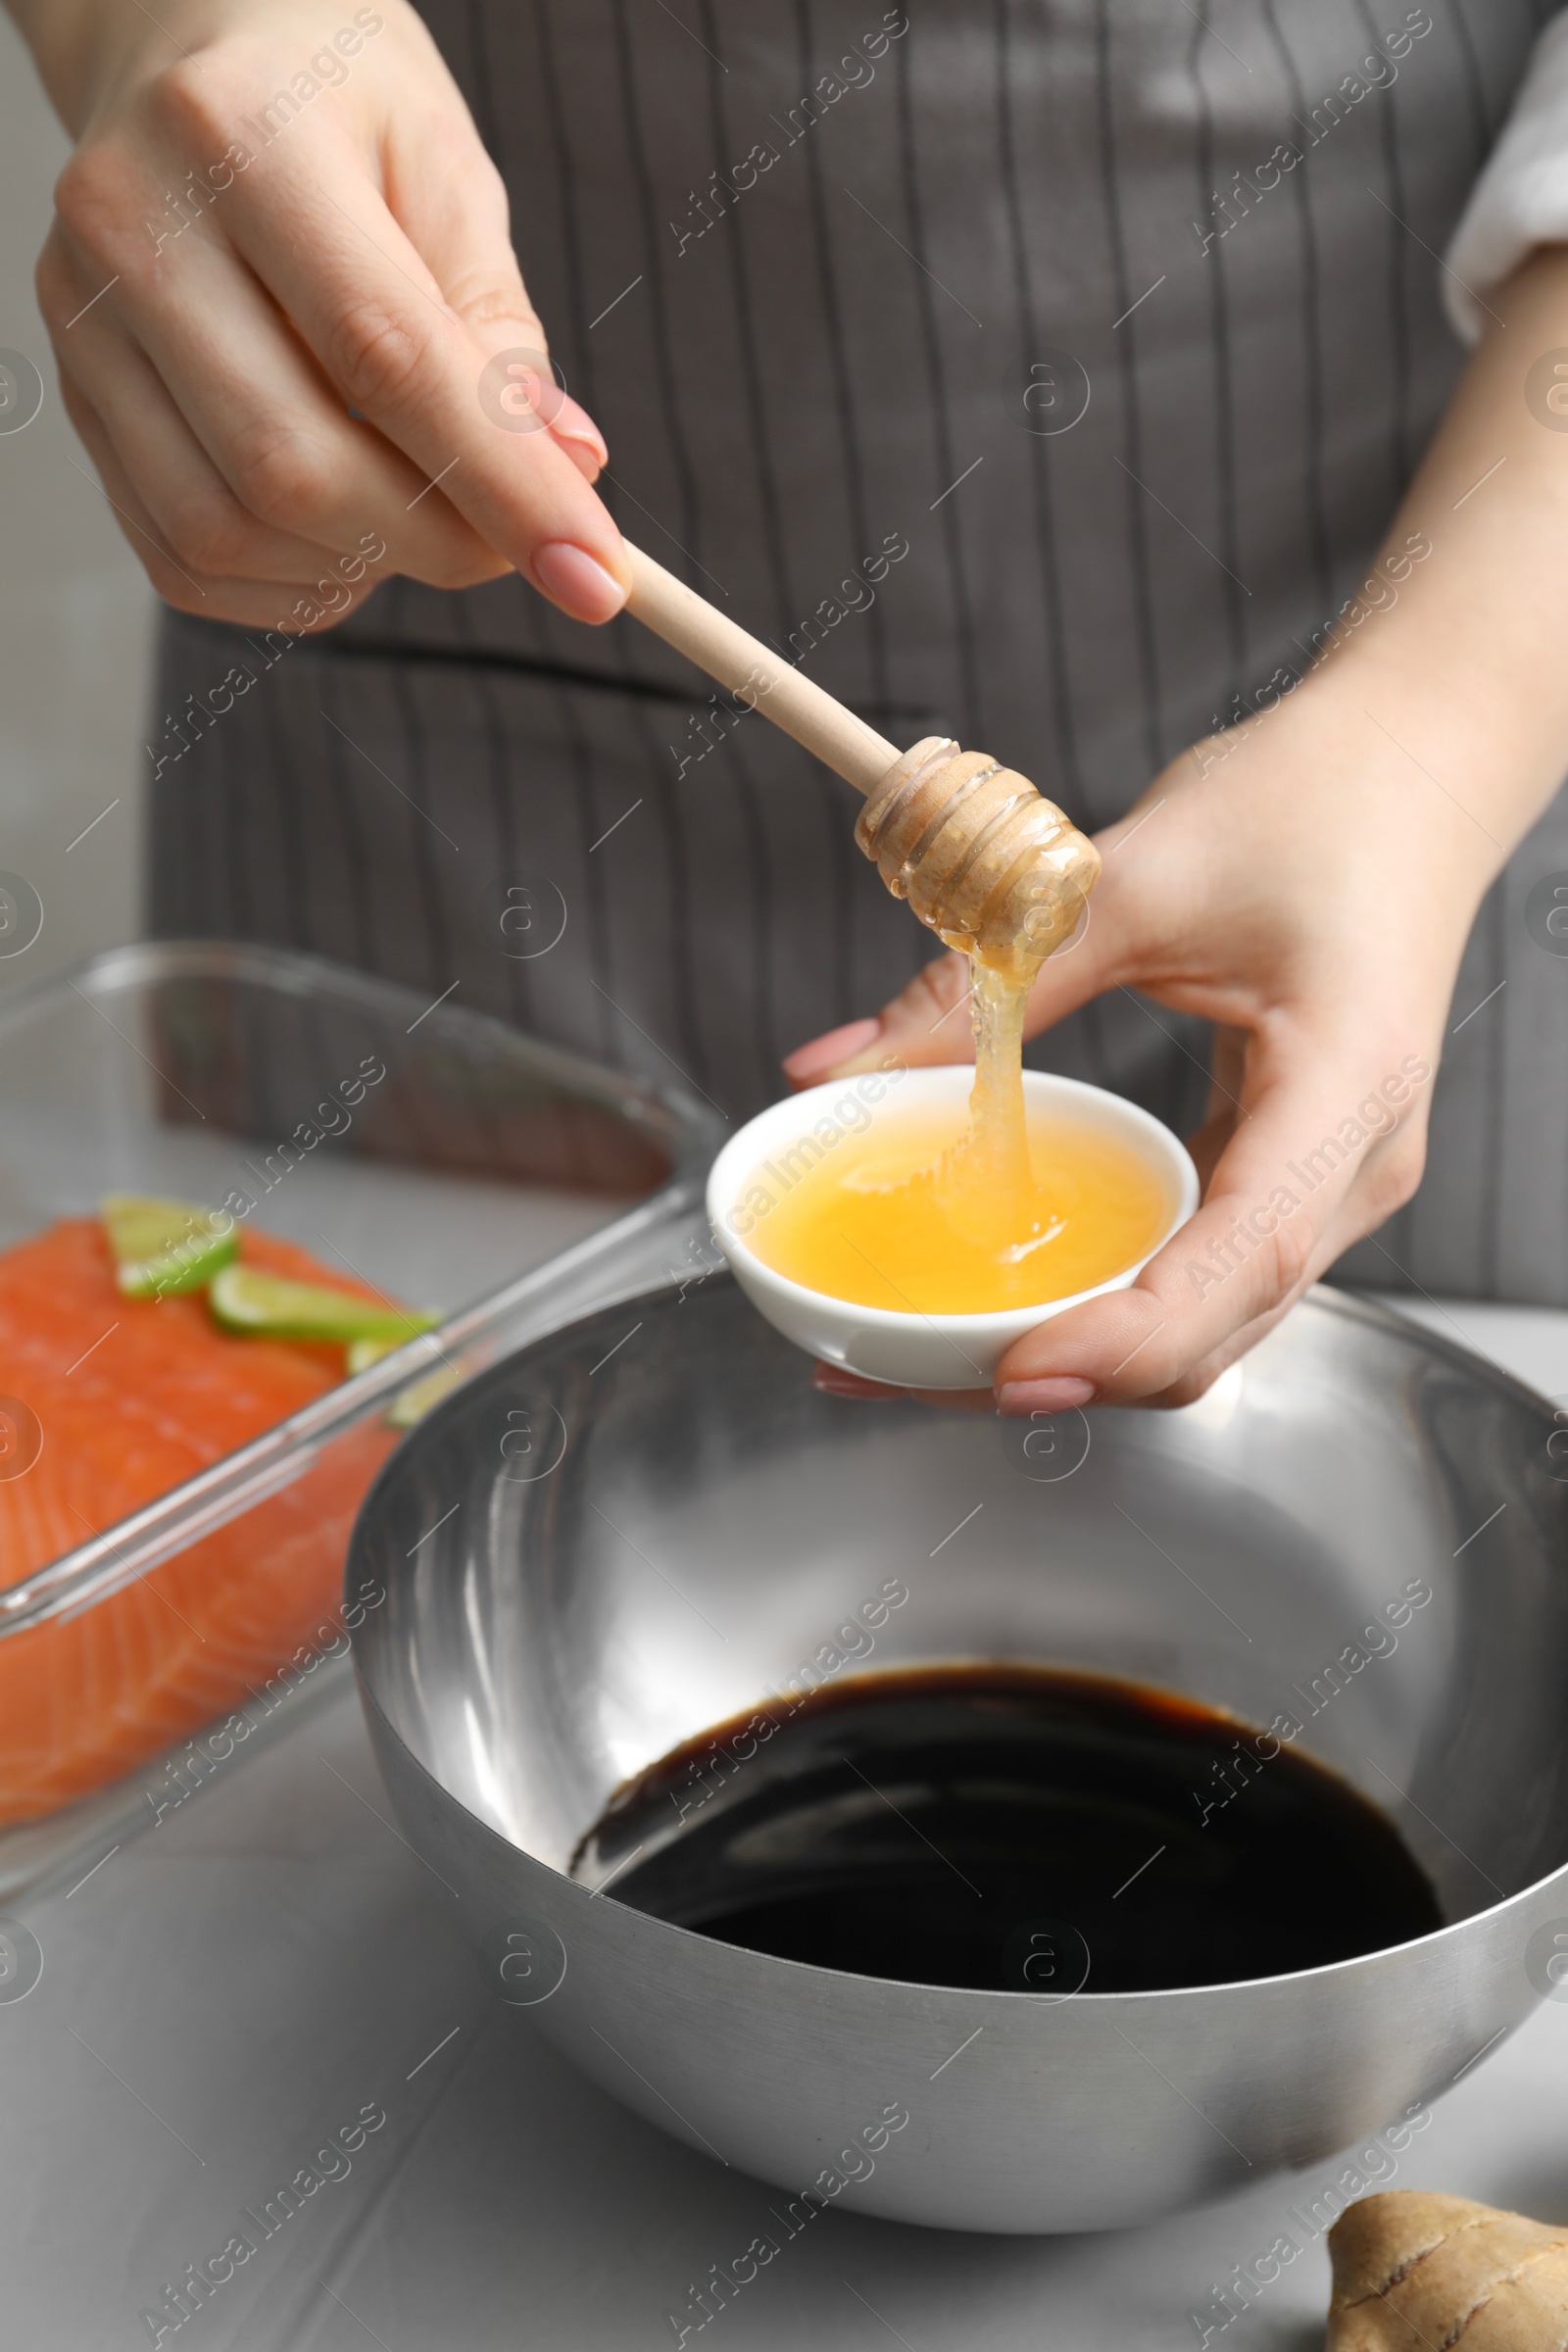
left=746, top=959, right=1168, bottom=1315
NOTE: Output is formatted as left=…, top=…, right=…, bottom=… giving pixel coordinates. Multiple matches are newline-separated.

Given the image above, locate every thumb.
left=783, top=953, right=973, bottom=1084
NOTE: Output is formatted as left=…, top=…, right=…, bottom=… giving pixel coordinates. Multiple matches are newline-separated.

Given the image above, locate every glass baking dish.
left=0, top=941, right=721, bottom=1893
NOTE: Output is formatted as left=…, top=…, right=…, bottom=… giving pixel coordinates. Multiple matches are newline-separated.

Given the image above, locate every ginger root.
left=1328, top=2190, right=1568, bottom=2348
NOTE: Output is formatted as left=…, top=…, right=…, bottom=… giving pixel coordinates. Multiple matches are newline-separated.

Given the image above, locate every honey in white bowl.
left=740, top=1094, right=1170, bottom=1316
left=736, top=962, right=1175, bottom=1323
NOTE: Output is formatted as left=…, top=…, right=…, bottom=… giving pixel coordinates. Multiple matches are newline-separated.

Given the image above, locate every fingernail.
left=998, top=1377, right=1096, bottom=1416
left=782, top=1017, right=881, bottom=1084
left=532, top=542, right=627, bottom=623
left=554, top=438, right=604, bottom=484
left=549, top=395, right=609, bottom=472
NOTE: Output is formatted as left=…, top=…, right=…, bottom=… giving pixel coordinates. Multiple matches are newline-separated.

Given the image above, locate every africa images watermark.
left=140, top=11, right=387, bottom=258
left=669, top=530, right=911, bottom=780
left=1194, top=531, right=1434, bottom=771
left=143, top=1576, right=386, bottom=1828
left=1191, top=1576, right=1435, bottom=1831
left=1188, top=2096, right=1434, bottom=2345
left=667, top=10, right=909, bottom=260
left=718, top=1057, right=909, bottom=1240
left=664, top=2098, right=912, bottom=2343
left=125, top=1053, right=390, bottom=1311
left=137, top=2096, right=389, bottom=2345
left=1526, top=349, right=1568, bottom=432
left=1189, top=10, right=1434, bottom=258
left=1184, top=1054, right=1433, bottom=1304
left=143, top=532, right=388, bottom=782
left=666, top=1577, right=911, bottom=1832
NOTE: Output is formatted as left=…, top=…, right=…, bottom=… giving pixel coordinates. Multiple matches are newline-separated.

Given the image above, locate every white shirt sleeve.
left=1445, top=9, right=1568, bottom=340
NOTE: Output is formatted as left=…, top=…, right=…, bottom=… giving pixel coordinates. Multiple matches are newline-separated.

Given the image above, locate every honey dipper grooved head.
left=856, top=736, right=1101, bottom=977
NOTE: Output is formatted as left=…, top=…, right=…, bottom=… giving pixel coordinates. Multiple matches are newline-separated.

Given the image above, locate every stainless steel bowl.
left=350, top=1279, right=1568, bottom=2233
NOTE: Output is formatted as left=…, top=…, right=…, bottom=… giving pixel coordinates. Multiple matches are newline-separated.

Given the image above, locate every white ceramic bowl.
left=707, top=1065, right=1200, bottom=1389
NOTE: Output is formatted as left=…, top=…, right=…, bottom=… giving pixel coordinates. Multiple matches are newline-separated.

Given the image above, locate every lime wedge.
left=343, top=1334, right=459, bottom=1426
left=386, top=1364, right=463, bottom=1429
left=208, top=1264, right=437, bottom=1346
left=103, top=1193, right=238, bottom=1299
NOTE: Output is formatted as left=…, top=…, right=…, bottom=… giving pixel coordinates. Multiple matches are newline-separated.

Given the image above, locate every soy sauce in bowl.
left=574, top=1665, right=1442, bottom=1993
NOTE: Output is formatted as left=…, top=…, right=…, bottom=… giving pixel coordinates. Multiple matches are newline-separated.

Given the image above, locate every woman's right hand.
left=17, top=0, right=626, bottom=630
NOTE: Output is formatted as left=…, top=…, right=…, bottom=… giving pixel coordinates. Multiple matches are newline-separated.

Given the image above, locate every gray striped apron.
left=146, top=0, right=1568, bottom=1307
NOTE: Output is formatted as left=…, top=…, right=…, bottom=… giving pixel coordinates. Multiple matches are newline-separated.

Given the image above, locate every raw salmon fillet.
left=0, top=1218, right=400, bottom=1823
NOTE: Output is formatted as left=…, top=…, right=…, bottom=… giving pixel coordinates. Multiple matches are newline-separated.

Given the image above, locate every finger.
left=217, top=129, right=626, bottom=617
left=45, top=194, right=512, bottom=593
left=57, top=371, right=213, bottom=611
left=991, top=1032, right=1435, bottom=1408
left=543, top=394, right=609, bottom=482
left=61, top=375, right=377, bottom=628
left=377, top=101, right=609, bottom=485
left=50, top=270, right=392, bottom=589
left=785, top=1012, right=914, bottom=1088
left=1144, top=1294, right=1303, bottom=1409
left=1089, top=1293, right=1307, bottom=1415
left=784, top=955, right=974, bottom=1082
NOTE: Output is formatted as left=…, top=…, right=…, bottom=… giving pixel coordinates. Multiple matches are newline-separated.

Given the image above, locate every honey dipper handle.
left=622, top=542, right=900, bottom=796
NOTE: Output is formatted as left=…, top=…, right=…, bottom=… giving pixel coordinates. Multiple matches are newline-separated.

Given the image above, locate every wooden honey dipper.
left=624, top=544, right=1101, bottom=977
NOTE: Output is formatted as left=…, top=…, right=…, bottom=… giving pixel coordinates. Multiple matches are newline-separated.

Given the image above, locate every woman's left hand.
left=785, top=668, right=1476, bottom=1414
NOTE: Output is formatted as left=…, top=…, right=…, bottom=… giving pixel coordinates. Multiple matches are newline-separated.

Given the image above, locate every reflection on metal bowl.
left=350, top=1278, right=1568, bottom=2233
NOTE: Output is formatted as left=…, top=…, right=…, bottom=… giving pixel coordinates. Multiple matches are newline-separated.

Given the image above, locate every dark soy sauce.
left=577, top=1665, right=1442, bottom=1993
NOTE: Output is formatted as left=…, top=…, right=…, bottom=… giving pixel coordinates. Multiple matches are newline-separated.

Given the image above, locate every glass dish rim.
left=0, top=937, right=721, bottom=1641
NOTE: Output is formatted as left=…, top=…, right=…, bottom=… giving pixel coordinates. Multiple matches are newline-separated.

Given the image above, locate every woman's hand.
left=14, top=0, right=625, bottom=630
left=785, top=244, right=1568, bottom=1413
left=791, top=679, right=1473, bottom=1413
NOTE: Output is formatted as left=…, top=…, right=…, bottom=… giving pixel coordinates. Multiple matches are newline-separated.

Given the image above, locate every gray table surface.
left=5, top=1295, right=1567, bottom=2352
